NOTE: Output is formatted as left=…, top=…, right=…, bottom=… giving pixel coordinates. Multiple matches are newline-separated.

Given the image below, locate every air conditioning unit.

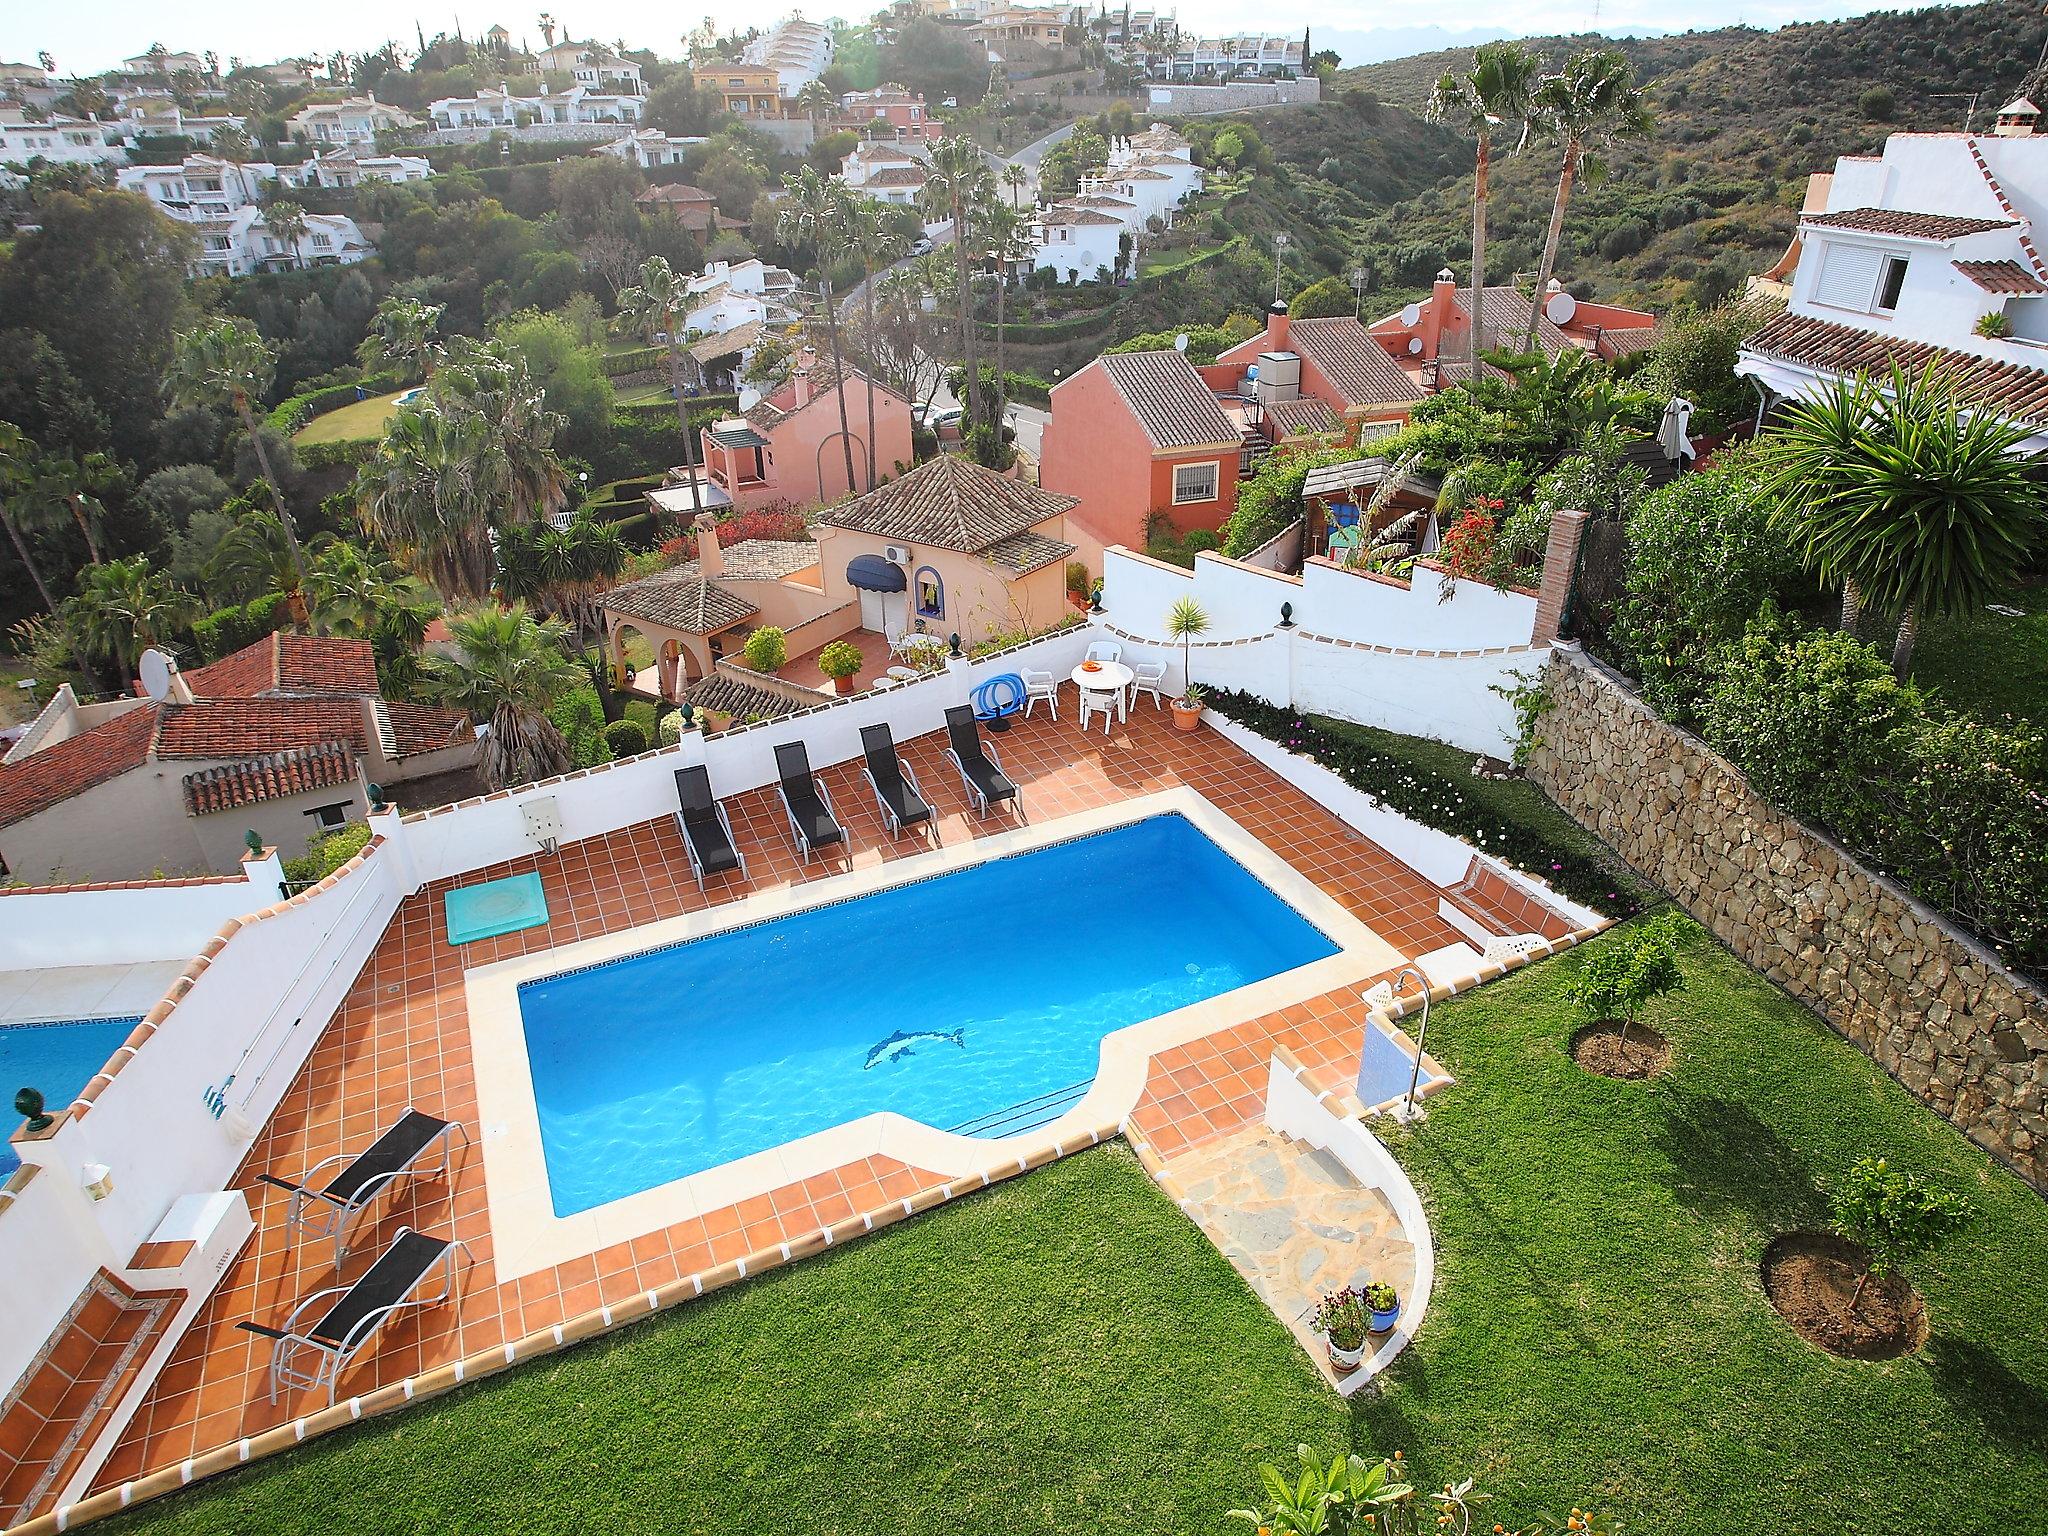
left=884, top=545, right=912, bottom=564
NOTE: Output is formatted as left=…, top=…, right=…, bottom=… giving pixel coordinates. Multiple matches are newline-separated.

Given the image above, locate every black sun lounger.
left=239, top=1227, right=471, bottom=1403
left=774, top=741, right=847, bottom=863
left=256, top=1109, right=467, bottom=1266
left=859, top=724, right=936, bottom=842
left=673, top=766, right=749, bottom=891
left=944, top=705, right=1021, bottom=821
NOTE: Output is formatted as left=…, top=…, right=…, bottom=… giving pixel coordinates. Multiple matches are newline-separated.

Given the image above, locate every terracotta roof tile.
left=182, top=741, right=359, bottom=816
left=180, top=633, right=380, bottom=700
left=1954, top=259, right=2048, bottom=295
left=820, top=453, right=1077, bottom=555
left=684, top=674, right=806, bottom=721
left=1290, top=317, right=1427, bottom=409
left=1265, top=396, right=1340, bottom=437
left=1803, top=206, right=2017, bottom=240
left=376, top=701, right=473, bottom=758
left=601, top=571, right=759, bottom=635
left=1096, top=350, right=1241, bottom=448
left=981, top=529, right=1077, bottom=574
left=1743, top=308, right=2048, bottom=428
left=154, top=698, right=368, bottom=759
left=0, top=705, right=158, bottom=829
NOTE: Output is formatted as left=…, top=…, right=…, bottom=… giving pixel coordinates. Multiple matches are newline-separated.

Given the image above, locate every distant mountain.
left=1318, top=24, right=1667, bottom=70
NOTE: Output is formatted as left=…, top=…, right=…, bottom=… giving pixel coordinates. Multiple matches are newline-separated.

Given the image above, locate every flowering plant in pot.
left=1310, top=1286, right=1372, bottom=1370
left=1365, top=1281, right=1400, bottom=1334
left=817, top=639, right=865, bottom=694
left=1165, top=594, right=1210, bottom=731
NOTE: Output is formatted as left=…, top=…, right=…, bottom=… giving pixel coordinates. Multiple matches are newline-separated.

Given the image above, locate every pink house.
left=657, top=349, right=914, bottom=516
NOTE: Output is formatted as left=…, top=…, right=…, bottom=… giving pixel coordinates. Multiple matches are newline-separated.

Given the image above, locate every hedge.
left=1205, top=688, right=1642, bottom=917
left=266, top=372, right=404, bottom=436
left=193, top=592, right=288, bottom=662
left=297, top=438, right=380, bottom=471
left=603, top=345, right=665, bottom=377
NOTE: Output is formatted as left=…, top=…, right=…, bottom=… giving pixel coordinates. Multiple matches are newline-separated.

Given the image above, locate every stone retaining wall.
left=1528, top=645, right=2046, bottom=1190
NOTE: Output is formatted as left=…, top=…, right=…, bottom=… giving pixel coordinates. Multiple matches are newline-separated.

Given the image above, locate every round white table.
left=1071, top=661, right=1133, bottom=725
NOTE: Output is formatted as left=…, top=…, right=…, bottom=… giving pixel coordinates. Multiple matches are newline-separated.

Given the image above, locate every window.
left=304, top=801, right=353, bottom=830
left=1172, top=461, right=1220, bottom=504
left=1876, top=256, right=1909, bottom=311
left=914, top=566, right=945, bottom=619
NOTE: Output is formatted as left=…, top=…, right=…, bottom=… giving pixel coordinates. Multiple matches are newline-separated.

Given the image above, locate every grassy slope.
left=1908, top=582, right=2048, bottom=731
left=1323, top=0, right=2048, bottom=311
left=1361, top=919, right=2048, bottom=1531
left=291, top=389, right=409, bottom=446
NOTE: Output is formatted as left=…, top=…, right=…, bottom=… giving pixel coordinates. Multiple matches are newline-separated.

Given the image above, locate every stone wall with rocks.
left=1528, top=645, right=2047, bottom=1191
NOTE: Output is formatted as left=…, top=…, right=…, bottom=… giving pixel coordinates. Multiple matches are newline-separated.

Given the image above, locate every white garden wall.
left=0, top=856, right=284, bottom=970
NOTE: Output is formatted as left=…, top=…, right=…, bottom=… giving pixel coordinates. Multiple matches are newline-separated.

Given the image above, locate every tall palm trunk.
left=861, top=263, right=882, bottom=486
left=1891, top=603, right=1919, bottom=678
left=234, top=394, right=309, bottom=594
left=666, top=333, right=704, bottom=517
left=71, top=506, right=102, bottom=565
left=994, top=265, right=1010, bottom=434
left=1469, top=130, right=1491, bottom=374
left=1525, top=137, right=1580, bottom=351
left=819, top=274, right=861, bottom=497
left=2, top=504, right=56, bottom=613
left=950, top=197, right=980, bottom=432
left=1839, top=576, right=1863, bottom=634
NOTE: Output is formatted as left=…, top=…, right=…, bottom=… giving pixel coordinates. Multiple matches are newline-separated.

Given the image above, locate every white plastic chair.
left=1077, top=686, right=1116, bottom=735
left=1022, top=668, right=1059, bottom=719
left=1129, top=660, right=1169, bottom=710
left=1085, top=640, right=1123, bottom=666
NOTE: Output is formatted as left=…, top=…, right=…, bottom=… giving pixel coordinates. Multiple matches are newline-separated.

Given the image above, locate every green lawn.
left=292, top=389, right=412, bottom=446
left=1137, top=239, right=1230, bottom=278
left=612, top=380, right=676, bottom=407
left=102, top=924, right=2048, bottom=1534
left=1909, top=581, right=2048, bottom=728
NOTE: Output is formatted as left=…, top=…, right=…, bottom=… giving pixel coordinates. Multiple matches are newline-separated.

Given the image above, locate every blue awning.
left=846, top=555, right=906, bottom=593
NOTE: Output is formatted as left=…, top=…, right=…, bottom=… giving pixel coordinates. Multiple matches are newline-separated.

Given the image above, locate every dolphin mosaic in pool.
left=863, top=1028, right=967, bottom=1069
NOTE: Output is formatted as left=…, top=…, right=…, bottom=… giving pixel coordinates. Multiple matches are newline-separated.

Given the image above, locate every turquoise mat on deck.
left=445, top=872, right=550, bottom=945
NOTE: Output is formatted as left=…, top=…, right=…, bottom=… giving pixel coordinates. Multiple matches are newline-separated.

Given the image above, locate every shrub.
left=603, top=718, right=649, bottom=756
left=282, top=821, right=373, bottom=887
left=1563, top=909, right=1686, bottom=1047
left=192, top=592, right=288, bottom=662
left=1859, top=85, right=1896, bottom=121
left=659, top=711, right=685, bottom=745
left=742, top=626, right=788, bottom=672
left=1064, top=560, right=1091, bottom=601
left=817, top=638, right=865, bottom=683
left=1223, top=443, right=1358, bottom=558
left=546, top=687, right=612, bottom=769
left=1288, top=275, right=1357, bottom=319
left=1825, top=1156, right=1975, bottom=1310
left=1638, top=300, right=1779, bottom=435
left=1975, top=311, right=2013, bottom=339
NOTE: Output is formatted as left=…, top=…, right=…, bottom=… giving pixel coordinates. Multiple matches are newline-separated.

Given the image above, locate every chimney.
left=793, top=344, right=819, bottom=407
left=1265, top=298, right=1290, bottom=353
left=1995, top=97, right=2040, bottom=137
left=694, top=512, right=724, bottom=578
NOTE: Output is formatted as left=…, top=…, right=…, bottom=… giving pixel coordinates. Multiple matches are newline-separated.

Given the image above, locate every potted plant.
left=818, top=638, right=865, bottom=694
left=1310, top=1286, right=1371, bottom=1371
left=1365, top=1281, right=1400, bottom=1334
left=1165, top=594, right=1209, bottom=731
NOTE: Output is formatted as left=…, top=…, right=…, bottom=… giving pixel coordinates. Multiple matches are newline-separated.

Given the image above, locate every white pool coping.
left=465, top=787, right=1404, bottom=1279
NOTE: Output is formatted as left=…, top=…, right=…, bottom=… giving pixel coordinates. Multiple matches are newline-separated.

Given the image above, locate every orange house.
left=1039, top=348, right=1249, bottom=572
left=1367, top=270, right=1660, bottom=389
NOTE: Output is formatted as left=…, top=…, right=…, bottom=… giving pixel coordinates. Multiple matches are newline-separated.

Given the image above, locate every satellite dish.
left=1174, top=332, right=1189, bottom=353
left=1546, top=290, right=1579, bottom=325
left=138, top=648, right=174, bottom=701
left=737, top=385, right=762, bottom=411
left=1399, top=302, right=1421, bottom=328
left=1406, top=336, right=1424, bottom=356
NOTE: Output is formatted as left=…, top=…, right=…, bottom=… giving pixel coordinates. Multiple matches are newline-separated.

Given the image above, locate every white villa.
left=838, top=139, right=928, bottom=205
left=597, top=128, right=707, bottom=168
left=742, top=17, right=835, bottom=96
left=1157, top=31, right=1305, bottom=78
left=535, top=40, right=646, bottom=95
left=426, top=83, right=644, bottom=131
left=0, top=109, right=128, bottom=168
left=293, top=148, right=433, bottom=188
left=287, top=97, right=418, bottom=147
left=115, top=157, right=375, bottom=276
left=1738, top=98, right=2048, bottom=452
left=1026, top=123, right=1202, bottom=281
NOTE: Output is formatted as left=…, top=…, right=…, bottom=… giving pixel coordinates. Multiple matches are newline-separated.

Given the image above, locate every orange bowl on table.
left=1080, top=661, right=1102, bottom=672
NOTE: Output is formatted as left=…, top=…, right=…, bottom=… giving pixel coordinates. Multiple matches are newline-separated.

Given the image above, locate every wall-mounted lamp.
left=81, top=1162, right=115, bottom=1202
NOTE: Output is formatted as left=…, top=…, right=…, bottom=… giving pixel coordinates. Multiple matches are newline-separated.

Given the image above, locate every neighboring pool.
left=519, top=814, right=1340, bottom=1216
left=0, top=1017, right=139, bottom=1176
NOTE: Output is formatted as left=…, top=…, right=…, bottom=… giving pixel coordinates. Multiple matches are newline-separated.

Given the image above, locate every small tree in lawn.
left=1825, top=1156, right=1976, bottom=1314
left=1563, top=909, right=1685, bottom=1057
left=1165, top=595, right=1209, bottom=708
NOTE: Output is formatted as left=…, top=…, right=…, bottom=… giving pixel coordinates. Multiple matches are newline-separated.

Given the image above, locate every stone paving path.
left=1165, top=1124, right=1415, bottom=1386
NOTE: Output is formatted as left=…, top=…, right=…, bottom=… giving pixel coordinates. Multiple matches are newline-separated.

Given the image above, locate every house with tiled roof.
left=1363, top=270, right=1659, bottom=393
left=1737, top=106, right=2048, bottom=449
left=0, top=635, right=474, bottom=884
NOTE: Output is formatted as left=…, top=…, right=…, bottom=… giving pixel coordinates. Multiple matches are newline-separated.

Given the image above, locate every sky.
left=0, top=0, right=1977, bottom=79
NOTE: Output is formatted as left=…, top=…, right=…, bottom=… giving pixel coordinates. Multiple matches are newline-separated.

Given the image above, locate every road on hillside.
left=1001, top=120, right=1076, bottom=175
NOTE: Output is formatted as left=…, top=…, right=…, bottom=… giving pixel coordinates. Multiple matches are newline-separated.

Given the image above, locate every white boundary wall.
left=0, top=859, right=285, bottom=970
left=1099, top=546, right=1545, bottom=757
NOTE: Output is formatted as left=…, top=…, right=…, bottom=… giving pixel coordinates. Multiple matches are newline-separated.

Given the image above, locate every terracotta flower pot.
left=1170, top=700, right=1203, bottom=733
left=832, top=673, right=858, bottom=695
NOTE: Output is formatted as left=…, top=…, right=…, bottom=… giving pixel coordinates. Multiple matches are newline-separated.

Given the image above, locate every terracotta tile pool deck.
left=94, top=705, right=1474, bottom=1493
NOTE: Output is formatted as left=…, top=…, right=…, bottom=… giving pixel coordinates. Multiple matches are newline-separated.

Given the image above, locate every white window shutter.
left=1814, top=242, right=1883, bottom=311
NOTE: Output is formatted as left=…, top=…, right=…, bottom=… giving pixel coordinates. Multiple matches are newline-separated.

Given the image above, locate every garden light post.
left=1349, top=264, right=1367, bottom=319
left=1272, top=232, right=1290, bottom=304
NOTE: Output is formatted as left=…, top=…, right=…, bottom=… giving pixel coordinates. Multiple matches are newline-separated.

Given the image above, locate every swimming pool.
left=518, top=813, right=1340, bottom=1216
left=1, top=1017, right=139, bottom=1176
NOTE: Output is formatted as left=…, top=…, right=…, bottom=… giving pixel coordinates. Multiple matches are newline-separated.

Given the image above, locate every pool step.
left=946, top=1079, right=1092, bottom=1139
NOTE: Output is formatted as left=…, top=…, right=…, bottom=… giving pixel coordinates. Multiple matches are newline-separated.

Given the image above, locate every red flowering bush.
left=1437, top=498, right=1503, bottom=589
left=665, top=503, right=814, bottom=561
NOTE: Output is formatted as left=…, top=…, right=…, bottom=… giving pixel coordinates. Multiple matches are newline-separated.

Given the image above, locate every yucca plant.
left=1165, top=594, right=1210, bottom=707
left=1757, top=363, right=2043, bottom=675
left=424, top=606, right=584, bottom=790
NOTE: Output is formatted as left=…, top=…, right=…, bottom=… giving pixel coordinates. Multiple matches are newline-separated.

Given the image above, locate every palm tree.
left=424, top=605, right=584, bottom=790
left=794, top=78, right=837, bottom=130
left=265, top=199, right=310, bottom=271
left=21, top=451, right=118, bottom=566
left=498, top=519, right=628, bottom=636
left=1003, top=161, right=1030, bottom=211
left=358, top=295, right=445, bottom=382
left=69, top=557, right=194, bottom=676
left=1427, top=41, right=1543, bottom=376
left=980, top=201, right=1032, bottom=434
left=165, top=318, right=309, bottom=593
left=919, top=136, right=996, bottom=434
left=776, top=168, right=863, bottom=497
left=1521, top=50, right=1652, bottom=351
left=842, top=194, right=908, bottom=486
left=1759, top=364, right=2044, bottom=676
left=431, top=338, right=571, bottom=530
left=308, top=540, right=417, bottom=637
left=615, top=256, right=711, bottom=518
left=210, top=509, right=322, bottom=626
left=355, top=401, right=495, bottom=599
left=0, top=422, right=58, bottom=614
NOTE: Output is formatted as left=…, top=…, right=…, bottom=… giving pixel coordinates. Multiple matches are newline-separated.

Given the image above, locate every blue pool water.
left=1354, top=1020, right=1443, bottom=1108
left=1, top=1017, right=140, bottom=1176
left=520, top=814, right=1339, bottom=1216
